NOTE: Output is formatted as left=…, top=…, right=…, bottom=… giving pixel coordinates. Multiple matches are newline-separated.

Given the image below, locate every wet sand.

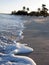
left=20, top=18, right=49, bottom=65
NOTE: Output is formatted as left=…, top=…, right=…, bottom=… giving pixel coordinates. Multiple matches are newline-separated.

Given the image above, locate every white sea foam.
left=0, top=36, right=35, bottom=65
left=0, top=53, right=36, bottom=65
left=0, top=38, right=33, bottom=54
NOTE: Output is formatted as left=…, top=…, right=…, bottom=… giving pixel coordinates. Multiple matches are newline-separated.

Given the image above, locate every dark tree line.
left=11, top=4, right=49, bottom=17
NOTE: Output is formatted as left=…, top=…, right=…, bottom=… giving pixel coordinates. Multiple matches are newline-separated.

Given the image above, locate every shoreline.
left=20, top=18, right=49, bottom=65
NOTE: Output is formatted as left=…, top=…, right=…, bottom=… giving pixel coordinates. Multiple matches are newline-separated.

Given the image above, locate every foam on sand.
left=0, top=53, right=36, bottom=65
left=0, top=36, right=36, bottom=65
left=0, top=37, right=33, bottom=54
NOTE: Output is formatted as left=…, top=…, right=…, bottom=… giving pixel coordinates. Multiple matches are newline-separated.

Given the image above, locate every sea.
left=0, top=14, right=36, bottom=65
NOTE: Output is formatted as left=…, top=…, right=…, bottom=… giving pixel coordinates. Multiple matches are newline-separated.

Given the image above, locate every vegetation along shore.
left=11, top=4, right=49, bottom=17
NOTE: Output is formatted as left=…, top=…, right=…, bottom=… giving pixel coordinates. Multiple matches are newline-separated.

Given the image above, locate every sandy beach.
left=20, top=16, right=49, bottom=65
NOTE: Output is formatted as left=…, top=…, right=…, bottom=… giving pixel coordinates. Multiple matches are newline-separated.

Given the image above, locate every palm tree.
left=23, top=6, right=25, bottom=11
left=27, top=8, right=29, bottom=11
left=41, top=4, right=48, bottom=16
left=42, top=4, right=48, bottom=12
left=42, top=4, right=46, bottom=7
left=38, top=8, right=40, bottom=12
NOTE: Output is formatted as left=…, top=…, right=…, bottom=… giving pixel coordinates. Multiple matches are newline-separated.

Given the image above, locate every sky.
left=0, top=0, right=49, bottom=13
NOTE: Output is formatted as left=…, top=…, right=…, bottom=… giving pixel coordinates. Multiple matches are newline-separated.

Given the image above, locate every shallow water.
left=0, top=14, right=36, bottom=65
left=1, top=14, right=49, bottom=65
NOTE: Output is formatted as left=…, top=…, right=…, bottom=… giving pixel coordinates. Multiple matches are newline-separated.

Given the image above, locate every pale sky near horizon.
left=0, top=0, right=49, bottom=13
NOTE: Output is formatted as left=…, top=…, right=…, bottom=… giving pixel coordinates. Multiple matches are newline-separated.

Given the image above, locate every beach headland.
left=11, top=4, right=49, bottom=17
left=20, top=16, right=49, bottom=65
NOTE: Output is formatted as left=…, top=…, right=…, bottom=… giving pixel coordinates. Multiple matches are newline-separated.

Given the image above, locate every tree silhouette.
left=42, top=4, right=46, bottom=8
left=42, top=4, right=48, bottom=12
left=27, top=8, right=29, bottom=11
left=23, top=6, right=25, bottom=11
left=11, top=10, right=16, bottom=14
left=11, top=4, right=49, bottom=16
left=38, top=8, right=40, bottom=12
left=40, top=4, right=48, bottom=17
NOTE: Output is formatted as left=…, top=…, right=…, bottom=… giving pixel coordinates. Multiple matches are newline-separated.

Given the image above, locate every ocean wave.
left=0, top=14, right=36, bottom=65
left=0, top=36, right=33, bottom=54
left=0, top=36, right=36, bottom=65
left=0, top=53, right=36, bottom=65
